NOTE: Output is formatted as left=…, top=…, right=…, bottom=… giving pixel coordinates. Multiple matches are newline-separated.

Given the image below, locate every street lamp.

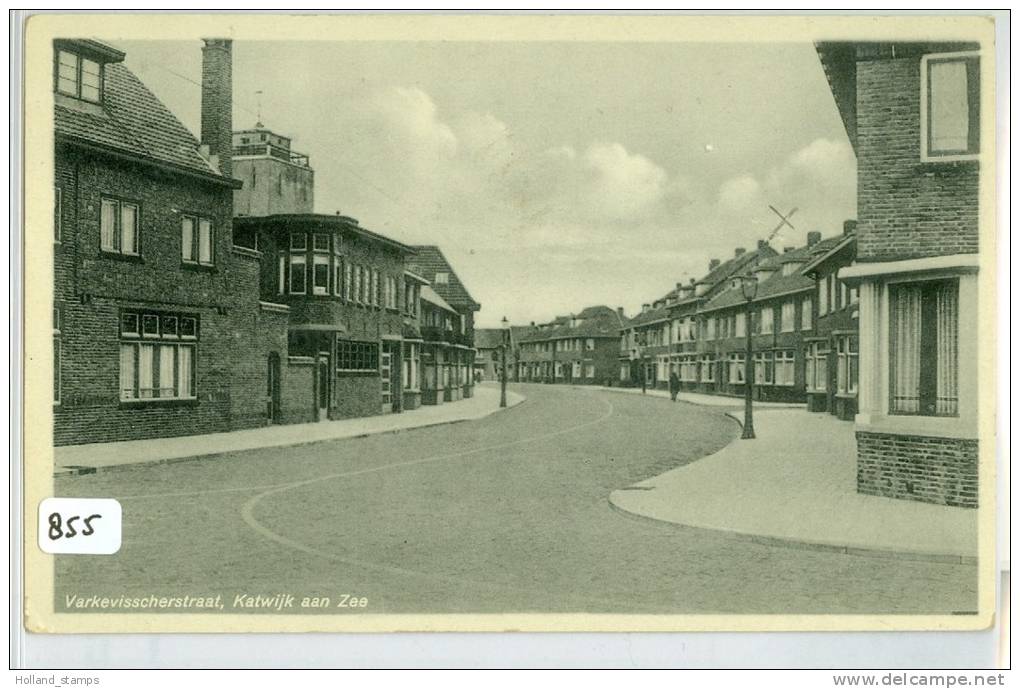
left=739, top=272, right=758, bottom=440
left=500, top=316, right=509, bottom=408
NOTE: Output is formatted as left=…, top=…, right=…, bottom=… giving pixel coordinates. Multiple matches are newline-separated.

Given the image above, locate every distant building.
left=801, top=221, right=860, bottom=421
left=518, top=306, right=626, bottom=386
left=818, top=41, right=981, bottom=507
left=52, top=38, right=291, bottom=445
left=407, top=246, right=481, bottom=403
left=232, top=125, right=314, bottom=217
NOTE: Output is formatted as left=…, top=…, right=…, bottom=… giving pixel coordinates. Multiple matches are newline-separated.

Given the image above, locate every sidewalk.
left=576, top=384, right=800, bottom=408
left=55, top=384, right=525, bottom=476
left=609, top=407, right=977, bottom=563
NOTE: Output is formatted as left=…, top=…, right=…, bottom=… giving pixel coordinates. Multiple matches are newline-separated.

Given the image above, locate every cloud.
left=717, top=174, right=763, bottom=215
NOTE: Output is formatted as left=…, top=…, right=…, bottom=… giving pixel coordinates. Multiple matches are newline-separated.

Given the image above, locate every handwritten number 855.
left=47, top=512, right=102, bottom=540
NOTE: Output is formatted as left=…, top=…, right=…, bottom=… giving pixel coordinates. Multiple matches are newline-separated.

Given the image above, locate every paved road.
left=54, top=384, right=977, bottom=616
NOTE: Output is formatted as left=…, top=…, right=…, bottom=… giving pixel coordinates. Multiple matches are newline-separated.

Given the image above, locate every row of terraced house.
left=513, top=41, right=982, bottom=510
left=52, top=37, right=479, bottom=446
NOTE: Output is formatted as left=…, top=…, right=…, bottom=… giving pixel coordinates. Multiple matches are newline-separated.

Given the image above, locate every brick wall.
left=855, top=56, right=979, bottom=262
left=333, top=374, right=380, bottom=419
left=856, top=431, right=978, bottom=507
left=283, top=359, right=315, bottom=424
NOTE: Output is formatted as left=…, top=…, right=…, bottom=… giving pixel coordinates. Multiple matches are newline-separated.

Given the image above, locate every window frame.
left=180, top=213, right=216, bottom=266
left=55, top=49, right=103, bottom=103
left=99, top=196, right=141, bottom=257
left=920, top=51, right=981, bottom=163
left=118, top=309, right=199, bottom=402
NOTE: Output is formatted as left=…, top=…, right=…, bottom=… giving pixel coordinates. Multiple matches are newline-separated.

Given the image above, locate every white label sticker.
left=38, top=498, right=122, bottom=554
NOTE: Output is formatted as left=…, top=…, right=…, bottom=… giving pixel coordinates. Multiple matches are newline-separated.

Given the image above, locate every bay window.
left=312, top=255, right=330, bottom=295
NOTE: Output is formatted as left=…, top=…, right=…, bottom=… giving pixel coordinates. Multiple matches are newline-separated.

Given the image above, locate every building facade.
left=52, top=38, right=295, bottom=445
left=233, top=214, right=415, bottom=421
left=818, top=41, right=981, bottom=507
left=518, top=306, right=625, bottom=386
left=232, top=125, right=314, bottom=217
left=407, top=246, right=480, bottom=403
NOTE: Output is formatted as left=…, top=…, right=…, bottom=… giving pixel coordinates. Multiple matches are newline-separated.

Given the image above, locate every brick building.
left=817, top=41, right=982, bottom=507
left=407, top=246, right=480, bottom=403
left=801, top=221, right=860, bottom=421
left=696, top=232, right=844, bottom=403
left=233, top=213, right=416, bottom=421
left=232, top=125, right=314, bottom=217
left=474, top=326, right=536, bottom=381
left=52, top=38, right=293, bottom=445
left=518, top=306, right=625, bottom=386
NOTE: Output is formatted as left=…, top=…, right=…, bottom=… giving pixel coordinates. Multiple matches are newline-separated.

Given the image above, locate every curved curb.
left=607, top=492, right=976, bottom=566
left=54, top=390, right=527, bottom=478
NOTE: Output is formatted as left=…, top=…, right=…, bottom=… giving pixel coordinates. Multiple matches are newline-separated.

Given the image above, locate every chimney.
left=201, top=38, right=233, bottom=179
left=616, top=307, right=625, bottom=320
left=807, top=231, right=822, bottom=246
left=784, top=246, right=796, bottom=253
left=709, top=258, right=721, bottom=271
left=757, top=239, right=768, bottom=250
left=689, top=278, right=696, bottom=285
left=843, top=220, right=857, bottom=235
left=641, top=303, right=651, bottom=313
left=734, top=247, right=746, bottom=258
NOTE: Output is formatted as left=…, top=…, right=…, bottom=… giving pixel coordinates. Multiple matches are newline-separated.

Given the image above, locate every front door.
left=381, top=350, right=393, bottom=414
left=317, top=355, right=330, bottom=421
left=266, top=353, right=281, bottom=423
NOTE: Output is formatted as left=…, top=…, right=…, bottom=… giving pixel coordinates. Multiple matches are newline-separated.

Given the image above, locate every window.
left=760, top=307, right=774, bottom=335
left=312, top=255, right=330, bottom=295
left=781, top=301, right=795, bottom=332
left=403, top=342, right=420, bottom=390
left=290, top=233, right=307, bottom=251
left=805, top=342, right=827, bottom=392
left=434, top=272, right=449, bottom=284
left=585, top=364, right=595, bottom=379
left=371, top=269, right=379, bottom=307
left=781, top=262, right=799, bottom=277
left=754, top=351, right=773, bottom=385
left=353, top=265, right=362, bottom=303
left=119, top=310, right=197, bottom=401
left=828, top=274, right=837, bottom=313
left=818, top=277, right=828, bottom=317
left=734, top=312, right=746, bottom=338
left=680, top=356, right=698, bottom=382
left=181, top=215, right=214, bottom=265
left=289, top=254, right=306, bottom=294
left=333, top=258, right=344, bottom=297
left=100, top=198, right=139, bottom=255
left=345, top=263, right=353, bottom=302
left=836, top=335, right=859, bottom=395
left=312, top=233, right=330, bottom=252
left=890, top=279, right=958, bottom=416
left=922, top=52, right=980, bottom=161
left=585, top=338, right=595, bottom=351
left=706, top=317, right=716, bottom=340
left=337, top=340, right=379, bottom=372
left=55, top=50, right=102, bottom=102
left=801, top=297, right=813, bottom=331
left=277, top=255, right=286, bottom=294
left=728, top=353, right=745, bottom=384
left=54, top=187, right=62, bottom=242
left=774, top=350, right=795, bottom=386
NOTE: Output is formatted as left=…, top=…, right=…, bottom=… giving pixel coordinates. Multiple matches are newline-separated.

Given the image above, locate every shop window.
left=890, top=279, right=958, bottom=415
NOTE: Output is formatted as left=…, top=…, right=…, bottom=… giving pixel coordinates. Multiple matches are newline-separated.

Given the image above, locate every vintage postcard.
left=20, top=12, right=999, bottom=634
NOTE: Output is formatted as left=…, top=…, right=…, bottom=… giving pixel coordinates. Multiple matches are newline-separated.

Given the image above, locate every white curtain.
left=178, top=345, right=193, bottom=398
left=159, top=344, right=175, bottom=397
left=101, top=200, right=117, bottom=251
left=936, top=283, right=959, bottom=414
left=120, top=204, right=137, bottom=254
left=138, top=344, right=154, bottom=398
left=892, top=286, right=922, bottom=413
left=181, top=217, right=194, bottom=260
left=198, top=220, right=212, bottom=264
left=119, top=344, right=135, bottom=399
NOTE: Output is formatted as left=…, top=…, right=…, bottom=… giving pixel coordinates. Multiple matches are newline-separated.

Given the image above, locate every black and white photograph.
left=17, top=12, right=1002, bottom=649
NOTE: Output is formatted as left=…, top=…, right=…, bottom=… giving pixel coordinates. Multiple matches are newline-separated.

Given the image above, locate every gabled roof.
left=519, top=305, right=624, bottom=342
left=407, top=245, right=480, bottom=311
left=474, top=328, right=506, bottom=350
left=701, top=236, right=843, bottom=312
left=627, top=303, right=671, bottom=329
left=55, top=49, right=236, bottom=187
left=801, top=234, right=856, bottom=277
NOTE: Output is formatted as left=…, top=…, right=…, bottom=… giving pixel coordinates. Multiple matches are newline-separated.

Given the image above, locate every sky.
left=117, top=39, right=856, bottom=328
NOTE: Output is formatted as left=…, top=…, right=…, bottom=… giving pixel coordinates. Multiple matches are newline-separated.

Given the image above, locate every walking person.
left=669, top=371, right=680, bottom=402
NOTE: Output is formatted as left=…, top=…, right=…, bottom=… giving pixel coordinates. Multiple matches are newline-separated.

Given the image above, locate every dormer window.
left=55, top=49, right=102, bottom=103
left=434, top=272, right=449, bottom=284
left=781, top=262, right=801, bottom=277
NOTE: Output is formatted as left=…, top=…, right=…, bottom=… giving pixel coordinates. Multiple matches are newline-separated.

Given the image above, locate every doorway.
left=266, top=353, right=281, bottom=424
left=317, top=354, right=330, bottom=421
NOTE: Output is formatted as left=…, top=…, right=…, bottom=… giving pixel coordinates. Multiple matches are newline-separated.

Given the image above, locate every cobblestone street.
left=54, top=384, right=978, bottom=616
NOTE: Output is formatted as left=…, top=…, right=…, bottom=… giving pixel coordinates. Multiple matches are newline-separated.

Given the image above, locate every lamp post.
left=740, top=273, right=758, bottom=439
left=500, top=316, right=509, bottom=408
left=637, top=330, right=647, bottom=394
